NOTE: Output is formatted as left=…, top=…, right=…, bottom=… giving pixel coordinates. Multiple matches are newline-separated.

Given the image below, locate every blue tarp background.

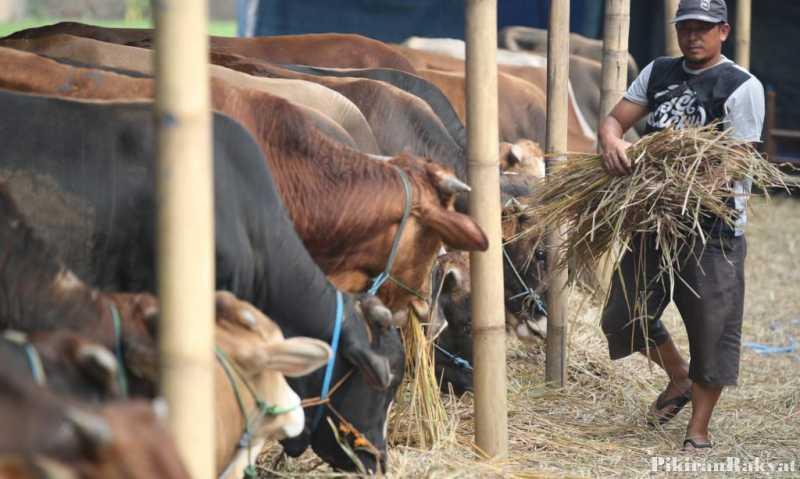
left=249, top=0, right=604, bottom=43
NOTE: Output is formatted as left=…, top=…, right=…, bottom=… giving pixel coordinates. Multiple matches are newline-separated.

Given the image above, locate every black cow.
left=0, top=89, right=403, bottom=473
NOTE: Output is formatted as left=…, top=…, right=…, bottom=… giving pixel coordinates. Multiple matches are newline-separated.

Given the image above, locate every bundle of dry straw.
left=389, top=310, right=449, bottom=449
left=523, top=123, right=798, bottom=290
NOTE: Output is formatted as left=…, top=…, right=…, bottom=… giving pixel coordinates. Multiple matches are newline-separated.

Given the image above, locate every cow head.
left=363, top=154, right=486, bottom=317
left=499, top=139, right=546, bottom=180
left=0, top=330, right=125, bottom=402
left=501, top=201, right=549, bottom=342
left=0, top=368, right=190, bottom=479
left=430, top=252, right=473, bottom=396
left=432, top=204, right=548, bottom=394
left=281, top=293, right=405, bottom=474
left=214, top=291, right=331, bottom=444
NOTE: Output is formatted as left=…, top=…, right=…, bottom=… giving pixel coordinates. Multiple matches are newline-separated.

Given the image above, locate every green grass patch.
left=0, top=18, right=237, bottom=38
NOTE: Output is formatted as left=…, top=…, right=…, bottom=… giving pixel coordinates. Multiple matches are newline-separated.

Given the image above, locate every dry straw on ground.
left=256, top=196, right=799, bottom=478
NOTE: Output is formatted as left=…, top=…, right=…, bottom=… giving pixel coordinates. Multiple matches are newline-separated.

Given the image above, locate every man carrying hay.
left=597, top=0, right=764, bottom=451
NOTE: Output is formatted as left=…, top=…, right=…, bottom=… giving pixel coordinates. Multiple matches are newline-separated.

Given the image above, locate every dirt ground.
left=257, top=195, right=800, bottom=478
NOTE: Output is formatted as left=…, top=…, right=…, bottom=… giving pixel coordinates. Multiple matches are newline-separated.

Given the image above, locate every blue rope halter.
left=368, top=166, right=413, bottom=296
left=312, top=290, right=345, bottom=431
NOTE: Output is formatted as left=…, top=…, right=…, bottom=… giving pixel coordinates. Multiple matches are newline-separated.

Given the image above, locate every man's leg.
left=639, top=336, right=692, bottom=401
left=600, top=236, right=690, bottom=422
left=675, top=234, right=747, bottom=446
left=685, top=383, right=723, bottom=443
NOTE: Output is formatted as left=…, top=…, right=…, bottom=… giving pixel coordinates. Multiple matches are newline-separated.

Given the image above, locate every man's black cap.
left=672, top=0, right=728, bottom=24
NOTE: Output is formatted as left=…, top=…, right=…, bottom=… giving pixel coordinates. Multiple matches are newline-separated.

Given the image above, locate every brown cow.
left=415, top=66, right=596, bottom=153
left=200, top=48, right=546, bottom=184
left=397, top=44, right=597, bottom=151
left=8, top=33, right=542, bottom=197
left=0, top=369, right=190, bottom=479
left=399, top=40, right=641, bottom=144
left=111, top=38, right=473, bottom=180
left=3, top=22, right=418, bottom=73
left=0, top=47, right=487, bottom=313
left=0, top=329, right=126, bottom=401
left=0, top=34, right=382, bottom=154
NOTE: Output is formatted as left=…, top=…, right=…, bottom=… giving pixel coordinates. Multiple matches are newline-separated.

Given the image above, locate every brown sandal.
left=647, top=387, right=692, bottom=426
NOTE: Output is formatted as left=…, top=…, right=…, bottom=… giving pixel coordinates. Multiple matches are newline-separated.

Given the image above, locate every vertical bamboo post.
left=596, top=0, right=632, bottom=288
left=664, top=0, right=681, bottom=57
left=545, top=0, right=570, bottom=387
left=154, top=1, right=215, bottom=477
left=736, top=0, right=752, bottom=70
left=600, top=0, right=631, bottom=119
left=465, top=0, right=508, bottom=458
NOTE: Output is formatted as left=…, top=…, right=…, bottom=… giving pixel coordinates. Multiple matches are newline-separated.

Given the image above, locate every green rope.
left=386, top=275, right=428, bottom=302
left=215, top=346, right=300, bottom=479
left=108, top=303, right=129, bottom=398
left=243, top=464, right=258, bottom=478
left=3, top=331, right=46, bottom=386
left=215, top=347, right=251, bottom=428
left=23, top=343, right=46, bottom=386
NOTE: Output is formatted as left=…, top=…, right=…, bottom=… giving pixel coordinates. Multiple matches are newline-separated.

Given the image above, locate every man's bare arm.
left=598, top=99, right=649, bottom=176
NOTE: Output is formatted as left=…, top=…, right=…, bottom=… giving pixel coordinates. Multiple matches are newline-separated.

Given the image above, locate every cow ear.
left=500, top=142, right=524, bottom=169
left=442, top=268, right=463, bottom=294
left=259, top=338, right=332, bottom=377
left=418, top=205, right=489, bottom=252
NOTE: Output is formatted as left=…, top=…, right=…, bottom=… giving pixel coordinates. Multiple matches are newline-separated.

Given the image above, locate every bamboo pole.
left=596, top=0, right=631, bottom=288
left=600, top=0, right=631, bottom=118
left=664, top=0, right=680, bottom=57
left=545, top=0, right=570, bottom=387
left=465, top=0, right=508, bottom=458
left=154, top=1, right=215, bottom=478
left=735, top=0, right=752, bottom=70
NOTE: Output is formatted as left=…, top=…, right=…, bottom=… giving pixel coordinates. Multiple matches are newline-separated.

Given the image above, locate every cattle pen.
left=255, top=194, right=800, bottom=477
left=1, top=0, right=798, bottom=477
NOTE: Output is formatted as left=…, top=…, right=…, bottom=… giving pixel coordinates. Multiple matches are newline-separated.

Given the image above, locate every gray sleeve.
left=723, top=76, right=765, bottom=142
left=622, top=61, right=654, bottom=106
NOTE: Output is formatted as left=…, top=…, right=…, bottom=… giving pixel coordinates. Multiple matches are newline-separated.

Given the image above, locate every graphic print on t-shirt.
left=647, top=84, right=708, bottom=130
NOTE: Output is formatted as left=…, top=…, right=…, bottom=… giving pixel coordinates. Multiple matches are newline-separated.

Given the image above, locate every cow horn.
left=65, top=408, right=113, bottom=448
left=438, top=175, right=472, bottom=194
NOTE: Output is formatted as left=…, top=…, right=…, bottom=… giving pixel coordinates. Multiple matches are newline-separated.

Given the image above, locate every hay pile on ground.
left=255, top=195, right=799, bottom=478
